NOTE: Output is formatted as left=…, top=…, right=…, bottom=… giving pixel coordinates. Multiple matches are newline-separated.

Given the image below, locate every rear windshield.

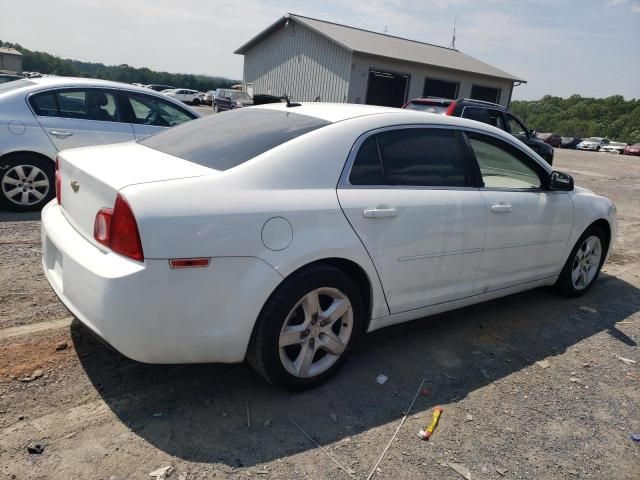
left=404, top=102, right=449, bottom=114
left=0, top=79, right=34, bottom=94
left=140, top=108, right=330, bottom=171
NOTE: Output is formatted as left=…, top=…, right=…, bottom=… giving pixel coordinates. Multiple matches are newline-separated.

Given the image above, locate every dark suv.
left=403, top=98, right=554, bottom=165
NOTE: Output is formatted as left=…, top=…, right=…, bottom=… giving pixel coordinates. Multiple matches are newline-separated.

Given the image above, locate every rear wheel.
left=248, top=264, right=363, bottom=390
left=554, top=225, right=607, bottom=297
left=0, top=155, right=54, bottom=211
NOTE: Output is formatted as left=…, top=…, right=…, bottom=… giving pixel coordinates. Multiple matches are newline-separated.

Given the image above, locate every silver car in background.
left=0, top=77, right=199, bottom=211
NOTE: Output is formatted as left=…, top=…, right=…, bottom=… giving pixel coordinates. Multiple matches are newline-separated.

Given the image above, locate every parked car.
left=577, top=137, right=609, bottom=151
left=0, top=73, right=23, bottom=83
left=544, top=133, right=563, bottom=148
left=600, top=142, right=626, bottom=154
left=0, top=77, right=199, bottom=210
left=561, top=137, right=582, bottom=149
left=252, top=94, right=286, bottom=106
left=403, top=98, right=554, bottom=165
left=42, top=103, right=616, bottom=390
left=145, top=84, right=175, bottom=92
left=623, top=143, right=640, bottom=156
left=202, top=90, right=214, bottom=106
left=213, top=89, right=253, bottom=112
left=162, top=88, right=203, bottom=105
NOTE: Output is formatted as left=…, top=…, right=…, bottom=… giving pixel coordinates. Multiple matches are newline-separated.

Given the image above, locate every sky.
left=1, top=0, right=639, bottom=100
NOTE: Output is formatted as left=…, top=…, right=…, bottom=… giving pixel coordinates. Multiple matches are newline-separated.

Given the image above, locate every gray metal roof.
left=235, top=14, right=525, bottom=83
left=0, top=47, right=23, bottom=56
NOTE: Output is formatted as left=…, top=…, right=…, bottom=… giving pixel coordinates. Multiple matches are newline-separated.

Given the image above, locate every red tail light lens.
left=93, top=194, right=144, bottom=262
left=445, top=101, right=457, bottom=116
left=55, top=157, right=61, bottom=205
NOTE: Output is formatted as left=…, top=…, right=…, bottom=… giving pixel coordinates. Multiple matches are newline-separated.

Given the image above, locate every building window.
left=423, top=78, right=459, bottom=99
left=470, top=85, right=501, bottom=104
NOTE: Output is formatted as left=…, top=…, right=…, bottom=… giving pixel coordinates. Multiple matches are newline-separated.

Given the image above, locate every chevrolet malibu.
left=42, top=103, right=617, bottom=390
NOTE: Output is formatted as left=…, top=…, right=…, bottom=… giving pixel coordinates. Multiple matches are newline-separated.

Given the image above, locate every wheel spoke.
left=301, top=290, right=319, bottom=319
left=26, top=167, right=40, bottom=180
left=321, top=298, right=349, bottom=326
left=294, top=342, right=315, bottom=377
left=14, top=166, right=26, bottom=179
left=4, top=186, right=21, bottom=199
left=279, top=325, right=306, bottom=347
left=21, top=191, right=30, bottom=205
left=319, top=332, right=346, bottom=356
left=32, top=179, right=49, bottom=187
left=31, top=189, right=45, bottom=200
left=2, top=177, right=20, bottom=186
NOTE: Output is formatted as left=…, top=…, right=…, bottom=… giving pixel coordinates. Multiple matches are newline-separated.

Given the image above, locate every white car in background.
left=577, top=137, right=610, bottom=151
left=600, top=142, right=626, bottom=154
left=42, top=103, right=617, bottom=390
left=162, top=88, right=203, bottom=105
left=0, top=77, right=199, bottom=210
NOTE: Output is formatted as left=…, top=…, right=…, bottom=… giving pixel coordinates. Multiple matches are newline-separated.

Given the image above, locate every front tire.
left=248, top=264, right=364, bottom=390
left=0, top=155, right=54, bottom=211
left=213, top=104, right=219, bottom=113
left=192, top=98, right=200, bottom=106
left=554, top=225, right=607, bottom=297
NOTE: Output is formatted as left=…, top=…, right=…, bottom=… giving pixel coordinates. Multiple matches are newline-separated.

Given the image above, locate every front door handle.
left=490, top=203, right=512, bottom=213
left=50, top=130, right=73, bottom=138
left=364, top=207, right=398, bottom=218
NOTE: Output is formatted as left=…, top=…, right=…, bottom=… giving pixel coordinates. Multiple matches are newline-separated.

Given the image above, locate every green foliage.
left=0, top=41, right=239, bottom=92
left=511, top=95, right=640, bottom=144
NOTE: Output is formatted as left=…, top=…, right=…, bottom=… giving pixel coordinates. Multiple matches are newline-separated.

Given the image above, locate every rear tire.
left=554, top=225, right=607, bottom=297
left=0, top=155, right=54, bottom=211
left=248, top=264, right=363, bottom=390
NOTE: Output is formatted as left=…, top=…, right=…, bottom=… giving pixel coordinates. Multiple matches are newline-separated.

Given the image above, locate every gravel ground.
left=0, top=149, right=638, bottom=479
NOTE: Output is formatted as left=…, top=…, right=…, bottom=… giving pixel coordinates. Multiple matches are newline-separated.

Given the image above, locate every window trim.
left=461, top=130, right=551, bottom=192
left=339, top=125, right=477, bottom=190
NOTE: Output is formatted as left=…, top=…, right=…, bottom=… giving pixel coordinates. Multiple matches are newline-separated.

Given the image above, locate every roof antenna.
left=448, top=15, right=457, bottom=49
left=282, top=94, right=301, bottom=108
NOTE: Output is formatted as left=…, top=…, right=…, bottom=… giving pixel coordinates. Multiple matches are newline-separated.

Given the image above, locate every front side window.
left=504, top=114, right=528, bottom=136
left=467, top=133, right=542, bottom=189
left=140, top=108, right=330, bottom=171
left=126, top=94, right=195, bottom=127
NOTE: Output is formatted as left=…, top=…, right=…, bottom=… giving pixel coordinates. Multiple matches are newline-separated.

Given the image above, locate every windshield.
left=404, top=102, right=448, bottom=114
left=140, top=108, right=330, bottom=171
left=0, top=79, right=35, bottom=94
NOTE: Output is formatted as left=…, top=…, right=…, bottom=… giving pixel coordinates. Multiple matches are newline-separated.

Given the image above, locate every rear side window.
left=140, top=108, right=330, bottom=171
left=377, top=129, right=467, bottom=187
left=461, top=107, right=488, bottom=123
left=31, top=93, right=57, bottom=116
left=350, top=136, right=384, bottom=185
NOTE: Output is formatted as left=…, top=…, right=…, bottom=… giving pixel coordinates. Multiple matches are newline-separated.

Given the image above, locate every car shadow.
left=0, top=208, right=41, bottom=222
left=72, top=272, right=639, bottom=467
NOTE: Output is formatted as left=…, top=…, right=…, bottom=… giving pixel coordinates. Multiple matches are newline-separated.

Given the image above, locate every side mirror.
left=529, top=129, right=536, bottom=137
left=225, top=96, right=232, bottom=101
left=549, top=171, right=574, bottom=191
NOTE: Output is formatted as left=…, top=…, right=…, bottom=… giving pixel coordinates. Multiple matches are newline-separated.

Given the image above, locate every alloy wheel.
left=571, top=235, right=602, bottom=290
left=278, top=287, right=353, bottom=378
left=1, top=164, right=50, bottom=207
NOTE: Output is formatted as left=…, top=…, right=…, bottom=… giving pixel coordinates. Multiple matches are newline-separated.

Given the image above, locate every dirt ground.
left=0, top=149, right=638, bottom=479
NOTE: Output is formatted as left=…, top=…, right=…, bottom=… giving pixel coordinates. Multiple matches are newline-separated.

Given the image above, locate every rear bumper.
left=41, top=201, right=283, bottom=364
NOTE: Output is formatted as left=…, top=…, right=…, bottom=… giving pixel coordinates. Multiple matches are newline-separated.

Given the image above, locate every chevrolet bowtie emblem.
left=70, top=180, right=80, bottom=193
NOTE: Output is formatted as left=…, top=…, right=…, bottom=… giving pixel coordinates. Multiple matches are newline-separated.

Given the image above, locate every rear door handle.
left=364, top=207, right=398, bottom=218
left=50, top=130, right=73, bottom=138
left=490, top=203, right=512, bottom=213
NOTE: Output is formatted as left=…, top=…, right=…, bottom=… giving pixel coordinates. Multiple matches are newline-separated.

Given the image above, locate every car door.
left=120, top=91, right=197, bottom=139
left=338, top=127, right=486, bottom=314
left=464, top=131, right=573, bottom=292
left=503, top=113, right=541, bottom=154
left=30, top=88, right=135, bottom=150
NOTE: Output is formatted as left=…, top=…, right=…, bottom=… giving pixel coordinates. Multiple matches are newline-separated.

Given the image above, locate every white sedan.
left=162, top=88, right=203, bottom=105
left=42, top=103, right=617, bottom=390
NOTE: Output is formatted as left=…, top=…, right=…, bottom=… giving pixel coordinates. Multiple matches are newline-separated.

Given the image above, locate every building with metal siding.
left=236, top=14, right=525, bottom=108
left=0, top=48, right=23, bottom=74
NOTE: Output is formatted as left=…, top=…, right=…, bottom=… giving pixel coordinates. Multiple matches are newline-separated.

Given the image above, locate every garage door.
left=365, top=70, right=409, bottom=108
left=423, top=78, right=459, bottom=99
left=470, top=85, right=501, bottom=104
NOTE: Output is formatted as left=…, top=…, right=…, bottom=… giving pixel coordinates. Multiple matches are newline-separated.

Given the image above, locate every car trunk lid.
left=58, top=142, right=214, bottom=248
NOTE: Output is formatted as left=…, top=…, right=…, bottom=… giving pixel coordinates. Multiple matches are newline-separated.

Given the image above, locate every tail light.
left=55, top=157, right=61, bottom=205
left=94, top=194, right=144, bottom=261
left=445, top=101, right=457, bottom=116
